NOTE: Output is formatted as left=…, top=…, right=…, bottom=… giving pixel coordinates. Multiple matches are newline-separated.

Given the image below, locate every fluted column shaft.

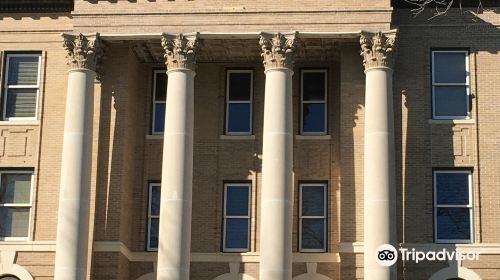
left=259, top=32, right=297, bottom=280
left=157, top=33, right=198, bottom=280
left=360, top=31, right=397, bottom=280
left=54, top=33, right=104, bottom=280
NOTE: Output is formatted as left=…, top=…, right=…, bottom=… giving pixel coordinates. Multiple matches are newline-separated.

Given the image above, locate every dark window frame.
left=433, top=169, right=473, bottom=244
left=300, top=68, right=329, bottom=135
left=224, top=69, right=254, bottom=135
left=430, top=49, right=471, bottom=120
left=222, top=181, right=252, bottom=252
left=298, top=181, right=328, bottom=252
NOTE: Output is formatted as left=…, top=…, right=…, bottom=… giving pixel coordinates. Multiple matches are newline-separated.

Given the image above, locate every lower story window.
left=0, top=171, right=33, bottom=240
left=223, top=183, right=251, bottom=252
left=147, top=183, right=160, bottom=251
left=299, top=183, right=327, bottom=252
left=434, top=170, right=473, bottom=243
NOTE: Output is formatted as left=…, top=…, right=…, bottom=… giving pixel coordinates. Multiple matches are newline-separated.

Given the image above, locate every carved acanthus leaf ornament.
left=63, top=33, right=105, bottom=75
left=259, top=32, right=298, bottom=70
left=360, top=31, right=396, bottom=70
left=161, top=33, right=199, bottom=71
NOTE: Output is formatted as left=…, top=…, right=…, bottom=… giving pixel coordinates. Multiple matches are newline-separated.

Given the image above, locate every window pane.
left=225, top=218, right=249, bottom=249
left=303, top=72, right=326, bottom=101
left=436, top=173, right=469, bottom=205
left=0, top=174, right=31, bottom=204
left=0, top=208, right=30, bottom=238
left=436, top=207, right=471, bottom=241
left=150, top=185, right=160, bottom=216
left=226, top=186, right=249, bottom=216
left=228, top=72, right=251, bottom=101
left=6, top=88, right=37, bottom=118
left=434, top=52, right=466, bottom=84
left=303, top=103, right=326, bottom=133
left=8, top=56, right=39, bottom=85
left=149, top=217, right=159, bottom=249
left=154, top=103, right=165, bottom=133
left=155, top=73, right=167, bottom=101
left=301, top=219, right=325, bottom=250
left=301, top=186, right=325, bottom=216
left=434, top=86, right=468, bottom=117
left=227, top=103, right=251, bottom=133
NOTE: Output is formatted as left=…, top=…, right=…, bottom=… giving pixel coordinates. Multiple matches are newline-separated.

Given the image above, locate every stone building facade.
left=0, top=0, right=499, bottom=279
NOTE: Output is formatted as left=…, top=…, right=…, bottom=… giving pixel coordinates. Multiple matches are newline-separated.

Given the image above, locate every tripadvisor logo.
left=375, top=244, right=481, bottom=267
left=376, top=244, right=398, bottom=267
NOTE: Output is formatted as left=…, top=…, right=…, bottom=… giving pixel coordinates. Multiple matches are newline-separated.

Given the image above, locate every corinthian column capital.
left=259, top=32, right=298, bottom=71
left=63, top=33, right=105, bottom=74
left=161, top=33, right=199, bottom=72
left=360, top=31, right=396, bottom=71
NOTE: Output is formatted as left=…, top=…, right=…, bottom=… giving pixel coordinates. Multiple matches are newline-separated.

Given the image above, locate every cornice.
left=0, top=0, right=73, bottom=13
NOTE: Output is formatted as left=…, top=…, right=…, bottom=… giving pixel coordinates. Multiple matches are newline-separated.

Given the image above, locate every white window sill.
left=296, top=135, right=331, bottom=140
left=428, top=119, right=475, bottom=125
left=220, top=135, right=255, bottom=140
left=0, top=238, right=30, bottom=242
left=0, top=120, right=40, bottom=126
left=145, top=134, right=164, bottom=140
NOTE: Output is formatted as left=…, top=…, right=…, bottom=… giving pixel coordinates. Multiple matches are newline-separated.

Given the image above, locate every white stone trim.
left=145, top=134, right=164, bottom=140
left=338, top=242, right=364, bottom=253
left=428, top=119, right=475, bottom=125
left=0, top=251, right=34, bottom=280
left=212, top=262, right=257, bottom=280
left=429, top=261, right=482, bottom=280
left=0, top=121, right=40, bottom=126
left=219, top=135, right=256, bottom=140
left=136, top=272, right=155, bottom=280
left=69, top=30, right=399, bottom=42
left=295, top=135, right=331, bottom=140
left=337, top=242, right=500, bottom=254
left=292, top=263, right=333, bottom=280
left=0, top=241, right=56, bottom=251
left=93, top=241, right=341, bottom=263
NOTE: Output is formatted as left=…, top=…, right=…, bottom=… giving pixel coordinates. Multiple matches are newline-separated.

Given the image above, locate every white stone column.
left=54, top=33, right=104, bottom=280
left=259, top=32, right=297, bottom=280
left=157, top=33, right=198, bottom=280
left=360, top=31, right=397, bottom=280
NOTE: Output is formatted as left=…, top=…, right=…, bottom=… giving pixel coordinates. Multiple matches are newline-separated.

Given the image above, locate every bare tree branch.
left=403, top=0, right=484, bottom=19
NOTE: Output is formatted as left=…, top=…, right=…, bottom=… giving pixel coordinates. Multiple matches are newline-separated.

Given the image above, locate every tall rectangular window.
left=225, top=70, right=253, bottom=135
left=3, top=53, right=41, bottom=120
left=223, top=183, right=251, bottom=252
left=433, top=170, right=473, bottom=243
left=0, top=171, right=33, bottom=240
left=432, top=51, right=470, bottom=119
left=301, top=70, right=327, bottom=134
left=299, top=183, right=327, bottom=252
left=147, top=183, right=160, bottom=251
left=152, top=70, right=167, bottom=134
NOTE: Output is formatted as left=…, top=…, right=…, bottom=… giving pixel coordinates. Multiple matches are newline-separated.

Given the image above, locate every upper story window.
left=0, top=171, right=33, bottom=240
left=299, top=183, right=327, bottom=252
left=431, top=51, right=470, bottom=119
left=3, top=53, right=41, bottom=120
left=223, top=183, right=251, bottom=252
left=225, top=70, right=253, bottom=135
left=301, top=70, right=327, bottom=135
left=152, top=70, right=167, bottom=134
left=433, top=170, right=473, bottom=243
left=147, top=182, right=160, bottom=251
